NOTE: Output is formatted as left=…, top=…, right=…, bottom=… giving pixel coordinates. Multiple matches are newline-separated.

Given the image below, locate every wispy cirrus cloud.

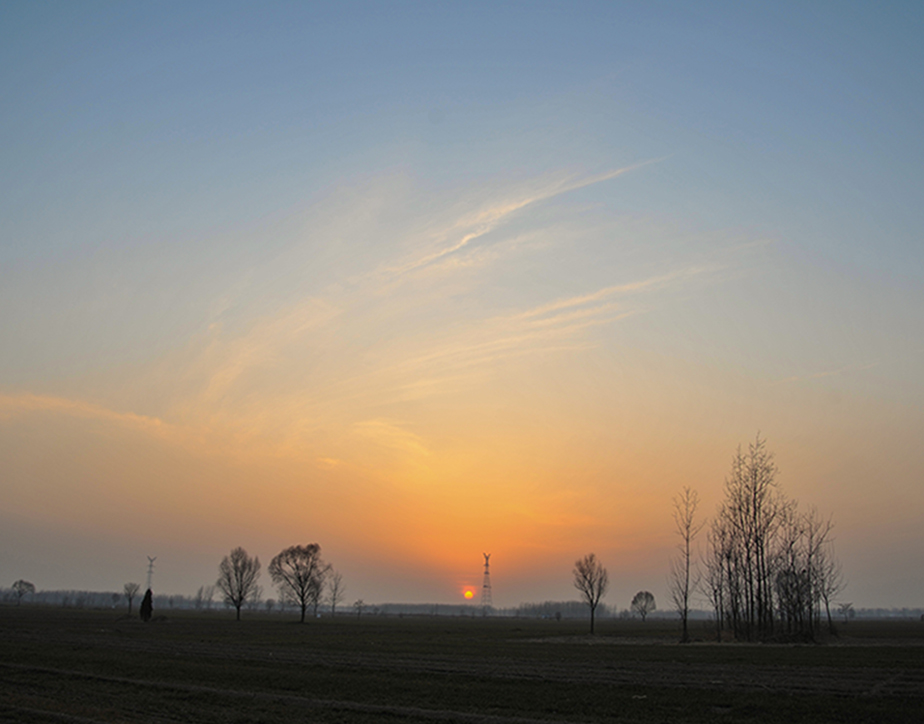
left=515, top=265, right=716, bottom=322
left=4, top=164, right=731, bottom=469
left=0, top=393, right=166, bottom=432
left=352, top=419, right=431, bottom=458
left=779, top=361, right=879, bottom=383
left=377, top=160, right=664, bottom=279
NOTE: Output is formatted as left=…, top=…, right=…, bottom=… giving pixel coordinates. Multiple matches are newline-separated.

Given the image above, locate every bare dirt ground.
left=3, top=608, right=923, bottom=723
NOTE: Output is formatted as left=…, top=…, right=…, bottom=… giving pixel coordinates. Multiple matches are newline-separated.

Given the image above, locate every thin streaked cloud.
left=377, top=161, right=663, bottom=280
left=779, top=361, right=880, bottom=384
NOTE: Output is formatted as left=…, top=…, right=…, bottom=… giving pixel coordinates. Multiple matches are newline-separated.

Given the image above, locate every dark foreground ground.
left=2, top=607, right=923, bottom=723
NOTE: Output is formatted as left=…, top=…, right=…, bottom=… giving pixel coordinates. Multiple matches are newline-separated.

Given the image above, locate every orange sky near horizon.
left=3, top=4, right=924, bottom=611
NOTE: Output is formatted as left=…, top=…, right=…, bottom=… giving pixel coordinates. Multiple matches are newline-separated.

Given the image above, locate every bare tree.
left=704, top=436, right=844, bottom=642
left=702, top=517, right=729, bottom=642
left=709, top=435, right=784, bottom=641
left=309, top=568, right=328, bottom=618
left=669, top=486, right=704, bottom=642
left=573, top=553, right=608, bottom=634
left=774, top=505, right=842, bottom=640
left=838, top=602, right=854, bottom=624
left=217, top=547, right=261, bottom=621
left=12, top=580, right=35, bottom=605
left=194, top=584, right=216, bottom=610
left=245, top=584, right=263, bottom=611
left=813, top=517, right=843, bottom=634
left=268, top=544, right=329, bottom=623
left=353, top=599, right=365, bottom=617
left=123, top=582, right=140, bottom=614
left=327, top=570, right=346, bottom=616
left=631, top=591, right=656, bottom=621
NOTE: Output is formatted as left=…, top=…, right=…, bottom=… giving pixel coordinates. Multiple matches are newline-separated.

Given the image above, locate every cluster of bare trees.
left=571, top=438, right=841, bottom=642
left=699, top=435, right=843, bottom=642
left=216, top=544, right=345, bottom=622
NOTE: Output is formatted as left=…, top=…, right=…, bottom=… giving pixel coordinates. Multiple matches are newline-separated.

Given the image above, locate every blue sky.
left=2, top=2, right=923, bottom=607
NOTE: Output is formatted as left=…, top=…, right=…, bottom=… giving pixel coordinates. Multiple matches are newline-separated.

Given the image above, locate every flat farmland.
left=2, top=607, right=923, bottom=723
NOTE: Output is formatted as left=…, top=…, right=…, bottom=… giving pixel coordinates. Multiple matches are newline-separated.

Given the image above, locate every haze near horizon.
left=2, top=2, right=923, bottom=610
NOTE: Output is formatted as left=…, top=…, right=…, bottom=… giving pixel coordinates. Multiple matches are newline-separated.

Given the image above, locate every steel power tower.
left=146, top=556, right=156, bottom=591
left=481, top=553, right=492, bottom=615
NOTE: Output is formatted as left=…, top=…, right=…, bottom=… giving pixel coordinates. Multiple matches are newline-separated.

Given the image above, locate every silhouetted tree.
left=268, top=544, right=328, bottom=623
left=814, top=518, right=844, bottom=634
left=353, top=599, right=365, bottom=617
left=573, top=553, right=608, bottom=634
left=139, top=589, right=153, bottom=622
left=631, top=591, right=656, bottom=621
left=775, top=505, right=841, bottom=640
left=705, top=435, right=843, bottom=642
left=217, top=547, right=261, bottom=621
left=195, top=584, right=216, bottom=610
left=669, top=487, right=703, bottom=642
left=327, top=569, right=346, bottom=616
left=708, top=435, right=783, bottom=641
left=12, top=580, right=35, bottom=605
left=123, top=582, right=140, bottom=615
left=309, top=569, right=327, bottom=618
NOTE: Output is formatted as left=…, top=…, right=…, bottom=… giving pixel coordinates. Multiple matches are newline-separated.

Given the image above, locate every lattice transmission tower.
left=481, top=553, right=492, bottom=615
left=146, top=556, right=156, bottom=591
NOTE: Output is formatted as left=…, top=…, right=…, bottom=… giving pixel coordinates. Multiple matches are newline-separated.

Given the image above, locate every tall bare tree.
left=194, top=584, right=216, bottom=610
left=327, top=570, right=346, bottom=616
left=573, top=553, right=608, bottom=634
left=669, top=486, right=704, bottom=642
left=123, top=582, right=140, bottom=614
left=217, top=547, right=261, bottom=621
left=775, top=505, right=841, bottom=639
left=711, top=435, right=784, bottom=641
left=704, top=435, right=844, bottom=642
left=816, top=536, right=843, bottom=633
left=268, top=544, right=329, bottom=623
left=702, top=516, right=730, bottom=642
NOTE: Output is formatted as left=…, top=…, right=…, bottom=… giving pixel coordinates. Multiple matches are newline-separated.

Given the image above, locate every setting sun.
left=463, top=589, right=475, bottom=600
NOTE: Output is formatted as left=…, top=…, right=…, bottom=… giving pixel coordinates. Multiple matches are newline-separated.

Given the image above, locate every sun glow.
left=463, top=588, right=475, bottom=600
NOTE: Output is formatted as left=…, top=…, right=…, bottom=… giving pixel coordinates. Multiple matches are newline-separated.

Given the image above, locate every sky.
left=2, top=1, right=923, bottom=610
